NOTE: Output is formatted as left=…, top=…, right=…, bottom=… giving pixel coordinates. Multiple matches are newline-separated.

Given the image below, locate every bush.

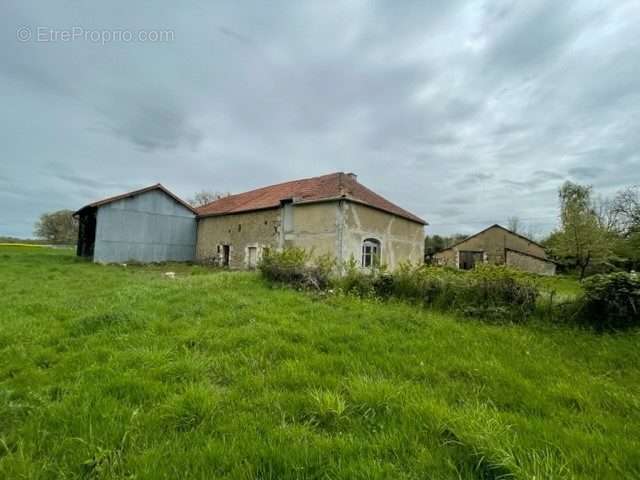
left=335, top=256, right=377, bottom=297
left=578, top=272, right=640, bottom=330
left=462, top=264, right=539, bottom=320
left=260, top=248, right=540, bottom=322
left=385, top=263, right=539, bottom=322
left=259, top=247, right=335, bottom=290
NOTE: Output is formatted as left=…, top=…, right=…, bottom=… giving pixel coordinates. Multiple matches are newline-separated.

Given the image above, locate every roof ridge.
left=195, top=171, right=426, bottom=224
left=74, top=183, right=197, bottom=216
left=198, top=172, right=342, bottom=210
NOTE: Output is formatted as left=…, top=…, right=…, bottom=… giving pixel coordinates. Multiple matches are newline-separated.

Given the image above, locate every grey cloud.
left=501, top=170, right=566, bottom=190
left=532, top=170, right=564, bottom=181
left=484, top=0, right=582, bottom=71
left=55, top=174, right=133, bottom=192
left=0, top=0, right=638, bottom=237
left=444, top=195, right=476, bottom=205
left=568, top=166, right=606, bottom=180
left=98, top=101, right=203, bottom=151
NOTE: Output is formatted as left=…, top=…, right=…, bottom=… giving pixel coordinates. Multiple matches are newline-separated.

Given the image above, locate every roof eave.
left=339, top=197, right=427, bottom=225
left=74, top=184, right=198, bottom=216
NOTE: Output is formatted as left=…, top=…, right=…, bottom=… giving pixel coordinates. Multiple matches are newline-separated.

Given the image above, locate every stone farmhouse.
left=74, top=172, right=426, bottom=270
left=432, top=224, right=556, bottom=275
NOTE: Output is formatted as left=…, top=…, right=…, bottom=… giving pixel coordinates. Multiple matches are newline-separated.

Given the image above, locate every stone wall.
left=285, top=202, right=340, bottom=258
left=195, top=208, right=281, bottom=268
left=195, top=200, right=425, bottom=271
left=506, top=249, right=556, bottom=276
left=341, top=202, right=424, bottom=270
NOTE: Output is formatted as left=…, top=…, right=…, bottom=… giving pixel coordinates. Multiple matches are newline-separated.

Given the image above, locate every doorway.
left=247, top=246, right=257, bottom=269
left=459, top=250, right=483, bottom=270
left=222, top=245, right=230, bottom=267
left=76, top=208, right=97, bottom=259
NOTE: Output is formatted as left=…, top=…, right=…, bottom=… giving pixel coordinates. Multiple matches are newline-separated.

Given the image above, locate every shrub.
left=260, top=248, right=540, bottom=322
left=385, top=263, right=539, bottom=321
left=259, top=247, right=335, bottom=290
left=335, top=256, right=377, bottom=297
left=462, top=264, right=539, bottom=320
left=578, top=272, right=640, bottom=330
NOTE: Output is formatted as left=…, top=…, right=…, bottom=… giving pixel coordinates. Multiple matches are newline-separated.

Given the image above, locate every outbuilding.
left=74, top=184, right=197, bottom=263
left=433, top=224, right=556, bottom=275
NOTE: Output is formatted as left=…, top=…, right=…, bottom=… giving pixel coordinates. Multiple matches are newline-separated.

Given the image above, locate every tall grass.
left=0, top=245, right=638, bottom=478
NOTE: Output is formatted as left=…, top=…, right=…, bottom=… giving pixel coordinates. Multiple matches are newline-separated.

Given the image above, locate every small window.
left=361, top=238, right=381, bottom=268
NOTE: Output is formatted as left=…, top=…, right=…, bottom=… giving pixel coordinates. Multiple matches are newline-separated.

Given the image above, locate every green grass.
left=1, top=246, right=638, bottom=479
left=536, top=275, right=584, bottom=300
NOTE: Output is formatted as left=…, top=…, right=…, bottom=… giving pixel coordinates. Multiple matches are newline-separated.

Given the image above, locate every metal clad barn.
left=75, top=184, right=197, bottom=263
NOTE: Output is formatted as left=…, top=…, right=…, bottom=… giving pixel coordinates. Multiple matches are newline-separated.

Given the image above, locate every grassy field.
left=1, top=246, right=639, bottom=479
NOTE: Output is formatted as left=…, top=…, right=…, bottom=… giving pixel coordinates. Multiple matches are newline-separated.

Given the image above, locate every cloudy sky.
left=1, top=1, right=639, bottom=238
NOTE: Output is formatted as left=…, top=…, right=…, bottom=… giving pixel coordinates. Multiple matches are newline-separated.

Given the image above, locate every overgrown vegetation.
left=262, top=251, right=541, bottom=322
left=261, top=247, right=640, bottom=331
left=578, top=272, right=640, bottom=330
left=1, top=246, right=639, bottom=478
left=259, top=247, right=334, bottom=290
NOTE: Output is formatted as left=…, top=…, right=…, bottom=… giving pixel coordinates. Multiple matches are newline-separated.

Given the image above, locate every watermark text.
left=17, top=26, right=174, bottom=44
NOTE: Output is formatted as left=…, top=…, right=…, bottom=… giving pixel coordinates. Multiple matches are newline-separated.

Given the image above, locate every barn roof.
left=196, top=172, right=427, bottom=224
left=73, top=183, right=198, bottom=216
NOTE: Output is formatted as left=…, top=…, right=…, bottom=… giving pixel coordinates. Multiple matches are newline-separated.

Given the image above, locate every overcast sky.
left=1, top=1, right=639, bottom=238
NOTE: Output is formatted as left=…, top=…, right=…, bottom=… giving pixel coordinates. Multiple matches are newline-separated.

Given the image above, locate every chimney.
left=346, top=172, right=357, bottom=181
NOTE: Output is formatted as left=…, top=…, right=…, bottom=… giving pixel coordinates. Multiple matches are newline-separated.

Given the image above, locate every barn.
left=74, top=184, right=197, bottom=263
left=433, top=224, right=556, bottom=275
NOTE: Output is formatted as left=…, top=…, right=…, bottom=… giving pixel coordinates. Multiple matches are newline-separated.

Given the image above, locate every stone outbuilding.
left=195, top=172, right=426, bottom=270
left=433, top=224, right=556, bottom=275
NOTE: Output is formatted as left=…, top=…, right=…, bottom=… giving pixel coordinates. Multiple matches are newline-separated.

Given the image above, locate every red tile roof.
left=196, top=172, right=426, bottom=224
left=74, top=183, right=198, bottom=216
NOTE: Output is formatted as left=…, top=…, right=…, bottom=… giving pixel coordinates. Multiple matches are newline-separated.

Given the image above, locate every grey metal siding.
left=93, top=190, right=196, bottom=263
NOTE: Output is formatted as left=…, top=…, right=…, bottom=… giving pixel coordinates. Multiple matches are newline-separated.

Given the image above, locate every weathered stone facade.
left=195, top=200, right=424, bottom=270
left=341, top=202, right=424, bottom=268
left=196, top=208, right=281, bottom=268
left=433, top=224, right=556, bottom=275
left=505, top=249, right=556, bottom=276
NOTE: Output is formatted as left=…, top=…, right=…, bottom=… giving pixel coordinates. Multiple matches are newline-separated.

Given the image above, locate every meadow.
left=1, top=246, right=639, bottom=479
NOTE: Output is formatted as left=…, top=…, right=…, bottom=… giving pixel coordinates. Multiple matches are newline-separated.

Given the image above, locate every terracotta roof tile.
left=196, top=172, right=426, bottom=224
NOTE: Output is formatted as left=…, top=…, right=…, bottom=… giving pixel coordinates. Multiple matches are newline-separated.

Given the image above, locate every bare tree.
left=34, top=210, right=78, bottom=244
left=507, top=216, right=521, bottom=234
left=188, top=190, right=228, bottom=207
left=610, top=185, right=640, bottom=236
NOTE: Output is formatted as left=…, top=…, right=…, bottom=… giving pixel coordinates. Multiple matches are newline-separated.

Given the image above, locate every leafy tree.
left=188, top=190, right=228, bottom=207
left=424, top=234, right=446, bottom=256
left=549, top=182, right=611, bottom=279
left=34, top=210, right=78, bottom=244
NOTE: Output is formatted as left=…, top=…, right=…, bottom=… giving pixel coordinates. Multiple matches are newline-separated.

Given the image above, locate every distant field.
left=1, top=246, right=638, bottom=479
